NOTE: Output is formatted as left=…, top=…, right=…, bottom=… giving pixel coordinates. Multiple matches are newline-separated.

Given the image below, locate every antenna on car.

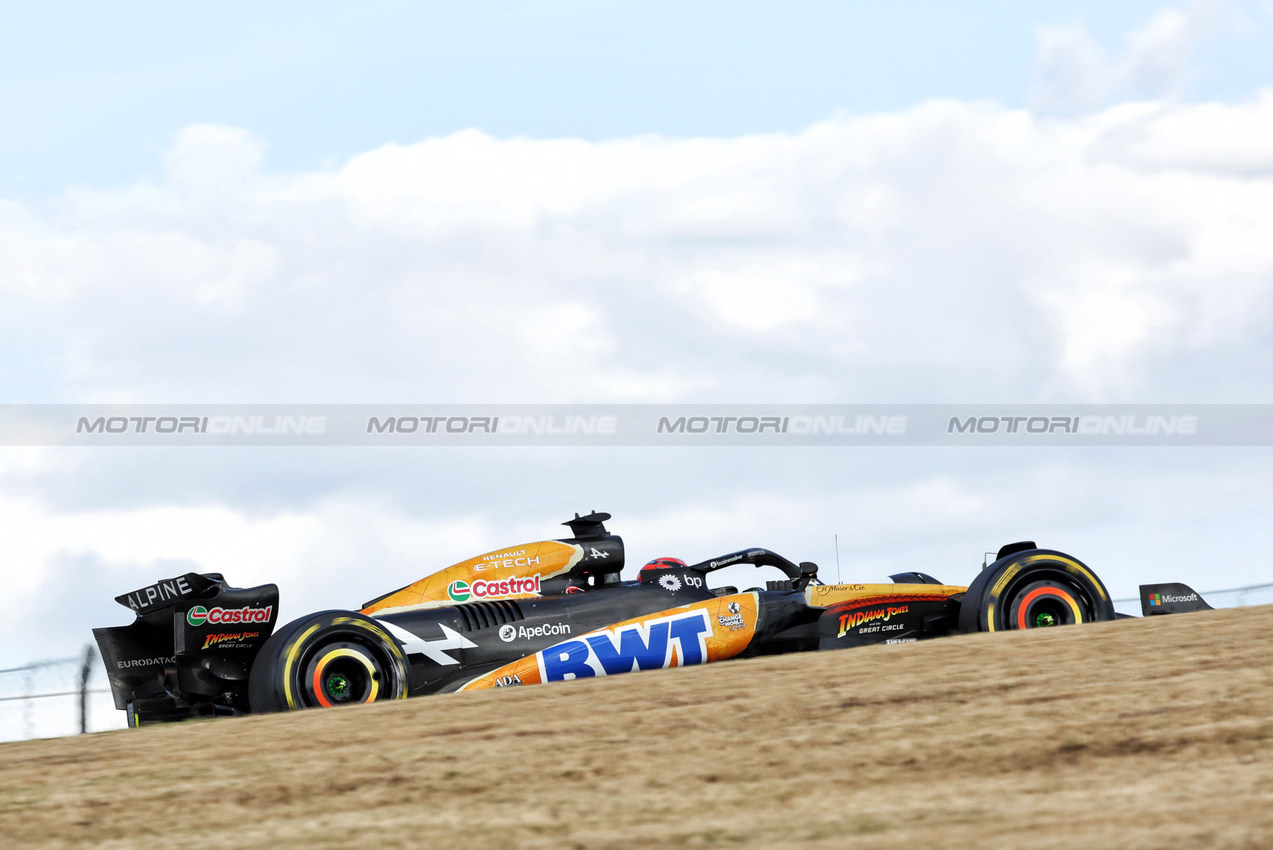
left=835, top=534, right=841, bottom=585
left=983, top=552, right=995, bottom=570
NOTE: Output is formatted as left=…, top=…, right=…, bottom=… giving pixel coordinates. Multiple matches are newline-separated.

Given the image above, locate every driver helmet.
left=638, top=557, right=687, bottom=583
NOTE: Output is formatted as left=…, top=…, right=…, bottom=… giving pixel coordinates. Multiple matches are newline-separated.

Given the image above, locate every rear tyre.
left=248, top=610, right=409, bottom=713
left=958, top=549, right=1115, bottom=633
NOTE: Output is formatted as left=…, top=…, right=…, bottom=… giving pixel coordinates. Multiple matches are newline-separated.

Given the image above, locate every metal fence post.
left=24, top=667, right=34, bottom=739
left=79, top=645, right=95, bottom=735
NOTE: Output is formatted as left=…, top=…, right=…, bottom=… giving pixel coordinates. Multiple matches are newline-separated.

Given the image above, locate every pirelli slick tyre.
left=958, top=549, right=1115, bottom=633
left=248, top=610, right=409, bottom=713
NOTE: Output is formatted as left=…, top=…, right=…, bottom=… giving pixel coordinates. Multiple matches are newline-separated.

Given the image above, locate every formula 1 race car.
left=94, top=512, right=1212, bottom=726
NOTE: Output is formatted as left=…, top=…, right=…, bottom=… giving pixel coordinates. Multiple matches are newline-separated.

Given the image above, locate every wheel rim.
left=1008, top=579, right=1088, bottom=629
left=302, top=641, right=384, bottom=707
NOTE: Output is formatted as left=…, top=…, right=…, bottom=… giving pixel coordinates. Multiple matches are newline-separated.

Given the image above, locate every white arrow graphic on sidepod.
left=380, top=621, right=476, bottom=666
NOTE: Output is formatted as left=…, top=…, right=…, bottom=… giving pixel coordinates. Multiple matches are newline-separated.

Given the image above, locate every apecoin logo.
left=500, top=623, right=571, bottom=642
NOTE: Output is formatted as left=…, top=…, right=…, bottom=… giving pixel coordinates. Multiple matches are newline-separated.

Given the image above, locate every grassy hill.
left=3, top=605, right=1272, bottom=849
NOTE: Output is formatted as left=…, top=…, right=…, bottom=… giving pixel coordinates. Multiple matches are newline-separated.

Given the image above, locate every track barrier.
left=0, top=646, right=117, bottom=743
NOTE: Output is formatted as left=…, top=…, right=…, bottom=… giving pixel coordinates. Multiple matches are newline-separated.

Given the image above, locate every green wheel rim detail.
left=327, top=674, right=351, bottom=698
left=1034, top=611, right=1058, bottom=627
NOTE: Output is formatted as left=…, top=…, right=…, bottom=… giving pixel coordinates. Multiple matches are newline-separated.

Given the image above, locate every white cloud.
left=1034, top=25, right=1112, bottom=114
left=163, top=125, right=268, bottom=194
left=691, top=264, right=821, bottom=331
left=1032, top=1, right=1226, bottom=113
left=2, top=93, right=1273, bottom=403
left=1090, top=92, right=1273, bottom=176
left=1043, top=281, right=1174, bottom=386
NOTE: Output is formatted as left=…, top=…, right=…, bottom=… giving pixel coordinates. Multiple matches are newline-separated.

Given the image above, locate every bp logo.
left=498, top=624, right=516, bottom=642
left=658, top=574, right=682, bottom=592
left=448, top=580, right=471, bottom=602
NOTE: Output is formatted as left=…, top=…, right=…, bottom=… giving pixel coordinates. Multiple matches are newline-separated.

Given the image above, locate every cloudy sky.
left=3, top=0, right=1273, bottom=705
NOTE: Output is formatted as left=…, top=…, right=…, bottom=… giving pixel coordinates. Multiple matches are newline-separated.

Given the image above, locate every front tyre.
left=248, top=611, right=409, bottom=713
left=958, top=549, right=1115, bottom=633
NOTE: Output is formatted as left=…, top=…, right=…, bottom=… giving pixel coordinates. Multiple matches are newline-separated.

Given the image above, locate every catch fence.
left=0, top=646, right=120, bottom=743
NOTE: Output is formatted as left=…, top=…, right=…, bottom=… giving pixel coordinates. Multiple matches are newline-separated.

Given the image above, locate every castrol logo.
left=447, top=575, right=542, bottom=603
left=186, top=605, right=273, bottom=627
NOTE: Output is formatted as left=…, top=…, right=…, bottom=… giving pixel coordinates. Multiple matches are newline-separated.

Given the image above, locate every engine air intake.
left=456, top=600, right=526, bottom=631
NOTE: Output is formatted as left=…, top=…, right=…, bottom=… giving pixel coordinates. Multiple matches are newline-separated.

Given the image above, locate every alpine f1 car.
left=94, top=512, right=1213, bottom=726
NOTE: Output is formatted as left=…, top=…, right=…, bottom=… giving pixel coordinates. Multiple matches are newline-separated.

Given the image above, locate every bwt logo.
left=538, top=610, right=712, bottom=681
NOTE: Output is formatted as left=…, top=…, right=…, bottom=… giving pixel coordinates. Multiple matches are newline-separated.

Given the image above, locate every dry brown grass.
left=4, top=606, right=1273, bottom=849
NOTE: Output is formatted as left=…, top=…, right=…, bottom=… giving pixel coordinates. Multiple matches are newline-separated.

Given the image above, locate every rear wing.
left=94, top=572, right=278, bottom=726
left=1139, top=583, right=1213, bottom=617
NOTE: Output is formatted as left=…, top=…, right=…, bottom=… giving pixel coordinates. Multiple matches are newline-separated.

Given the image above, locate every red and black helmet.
left=638, top=557, right=687, bottom=582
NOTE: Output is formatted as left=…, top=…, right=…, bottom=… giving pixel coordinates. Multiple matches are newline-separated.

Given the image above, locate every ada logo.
left=448, top=575, right=542, bottom=603
left=539, top=610, right=711, bottom=682
left=498, top=624, right=517, bottom=642
left=187, top=605, right=272, bottom=627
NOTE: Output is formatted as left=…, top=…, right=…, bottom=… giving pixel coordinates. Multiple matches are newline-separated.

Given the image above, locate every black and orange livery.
left=93, top=512, right=1212, bottom=726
